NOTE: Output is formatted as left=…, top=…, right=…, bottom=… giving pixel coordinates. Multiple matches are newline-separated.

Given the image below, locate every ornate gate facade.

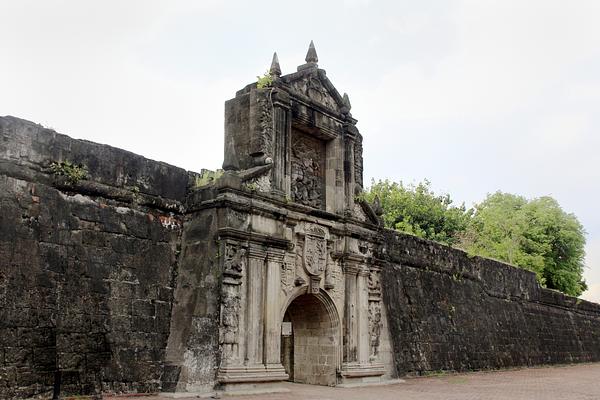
left=201, top=43, right=388, bottom=391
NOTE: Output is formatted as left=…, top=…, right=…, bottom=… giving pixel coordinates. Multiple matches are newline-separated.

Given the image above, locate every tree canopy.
left=364, top=179, right=471, bottom=246
left=461, top=192, right=587, bottom=296
left=365, top=180, right=587, bottom=297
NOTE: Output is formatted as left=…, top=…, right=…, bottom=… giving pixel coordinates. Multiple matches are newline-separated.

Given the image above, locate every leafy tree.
left=365, top=180, right=588, bottom=297
left=459, top=192, right=587, bottom=297
left=364, top=179, right=471, bottom=246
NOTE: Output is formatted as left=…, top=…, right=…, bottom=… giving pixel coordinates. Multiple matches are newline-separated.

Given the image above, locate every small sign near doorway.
left=281, top=322, right=292, bottom=336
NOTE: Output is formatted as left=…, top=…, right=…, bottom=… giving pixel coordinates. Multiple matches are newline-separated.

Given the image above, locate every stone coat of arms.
left=303, top=233, right=327, bottom=276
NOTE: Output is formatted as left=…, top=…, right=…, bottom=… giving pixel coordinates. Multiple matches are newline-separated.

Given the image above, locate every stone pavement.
left=127, top=363, right=600, bottom=400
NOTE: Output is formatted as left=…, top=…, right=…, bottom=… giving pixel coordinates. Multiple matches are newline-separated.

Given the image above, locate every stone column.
left=343, top=262, right=359, bottom=363
left=356, top=267, right=370, bottom=365
left=245, top=244, right=266, bottom=366
left=264, top=248, right=287, bottom=377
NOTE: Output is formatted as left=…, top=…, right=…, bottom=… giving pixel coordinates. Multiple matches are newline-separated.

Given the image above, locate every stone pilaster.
left=342, top=261, right=359, bottom=364
left=339, top=255, right=385, bottom=384
left=245, top=243, right=266, bottom=367
left=356, top=267, right=370, bottom=365
left=264, top=249, right=288, bottom=379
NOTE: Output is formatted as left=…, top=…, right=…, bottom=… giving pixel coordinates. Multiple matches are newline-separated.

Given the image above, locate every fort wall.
left=382, top=230, right=600, bottom=375
left=0, top=116, right=216, bottom=397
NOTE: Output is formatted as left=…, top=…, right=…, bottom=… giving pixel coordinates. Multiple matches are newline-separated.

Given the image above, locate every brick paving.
left=115, top=363, right=600, bottom=400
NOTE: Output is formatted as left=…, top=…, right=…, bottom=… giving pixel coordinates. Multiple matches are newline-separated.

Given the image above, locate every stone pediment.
left=283, top=69, right=347, bottom=114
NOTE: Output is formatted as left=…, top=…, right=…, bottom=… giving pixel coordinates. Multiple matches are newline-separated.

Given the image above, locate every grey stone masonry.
left=1, top=42, right=599, bottom=399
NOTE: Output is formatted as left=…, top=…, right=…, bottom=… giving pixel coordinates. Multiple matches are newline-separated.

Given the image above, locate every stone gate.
left=200, top=42, right=391, bottom=391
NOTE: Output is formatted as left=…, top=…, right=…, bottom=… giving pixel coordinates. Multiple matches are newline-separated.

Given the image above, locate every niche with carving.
left=291, top=129, right=326, bottom=209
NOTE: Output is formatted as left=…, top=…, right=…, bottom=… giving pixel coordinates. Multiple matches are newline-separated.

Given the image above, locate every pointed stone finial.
left=270, top=52, right=281, bottom=77
left=305, top=40, right=318, bottom=64
left=342, top=93, right=352, bottom=111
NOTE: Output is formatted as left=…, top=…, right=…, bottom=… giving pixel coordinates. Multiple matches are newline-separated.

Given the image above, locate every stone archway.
left=280, top=292, right=340, bottom=386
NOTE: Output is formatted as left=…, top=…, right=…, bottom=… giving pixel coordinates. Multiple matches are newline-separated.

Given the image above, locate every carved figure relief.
left=368, top=270, right=381, bottom=296
left=368, top=301, right=382, bottom=359
left=291, top=130, right=325, bottom=209
left=223, top=244, right=246, bottom=282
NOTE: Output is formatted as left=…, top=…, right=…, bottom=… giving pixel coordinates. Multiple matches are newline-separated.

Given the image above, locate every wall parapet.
left=0, top=116, right=192, bottom=204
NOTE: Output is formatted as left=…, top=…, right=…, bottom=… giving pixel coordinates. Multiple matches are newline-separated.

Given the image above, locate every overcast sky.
left=1, top=0, right=599, bottom=302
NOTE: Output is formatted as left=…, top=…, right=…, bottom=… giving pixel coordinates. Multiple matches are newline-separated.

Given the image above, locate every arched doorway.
left=280, top=292, right=339, bottom=386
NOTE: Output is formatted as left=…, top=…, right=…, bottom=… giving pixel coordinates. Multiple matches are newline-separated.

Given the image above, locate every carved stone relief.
left=221, top=290, right=241, bottom=345
left=291, top=76, right=338, bottom=110
left=223, top=244, right=246, bottom=283
left=304, top=235, right=327, bottom=276
left=352, top=202, right=368, bottom=222
left=325, top=258, right=343, bottom=304
left=367, top=268, right=382, bottom=360
left=291, top=130, right=325, bottom=209
left=368, top=301, right=382, bottom=359
left=220, top=243, right=246, bottom=363
left=281, top=252, right=296, bottom=295
left=368, top=270, right=381, bottom=297
left=354, top=135, right=364, bottom=190
left=253, top=95, right=273, bottom=159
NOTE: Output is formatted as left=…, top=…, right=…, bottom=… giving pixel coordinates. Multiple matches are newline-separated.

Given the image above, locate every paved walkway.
left=117, top=363, right=600, bottom=400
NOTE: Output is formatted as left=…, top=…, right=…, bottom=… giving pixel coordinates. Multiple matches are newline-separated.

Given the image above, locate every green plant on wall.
left=194, top=169, right=224, bottom=188
left=256, top=71, right=274, bottom=89
left=49, top=161, right=88, bottom=184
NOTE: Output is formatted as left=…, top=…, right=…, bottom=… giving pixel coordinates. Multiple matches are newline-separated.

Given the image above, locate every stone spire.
left=305, top=40, right=318, bottom=65
left=269, top=52, right=281, bottom=77
left=342, top=93, right=352, bottom=111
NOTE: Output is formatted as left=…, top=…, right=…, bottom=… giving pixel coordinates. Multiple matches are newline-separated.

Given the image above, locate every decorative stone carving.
left=255, top=95, right=273, bottom=159
left=221, top=290, right=241, bottom=344
left=368, top=301, right=382, bottom=359
left=294, top=239, right=306, bottom=282
left=325, top=258, right=343, bottom=304
left=354, top=134, right=364, bottom=190
left=309, top=276, right=321, bottom=294
left=368, top=270, right=381, bottom=297
left=304, top=235, right=327, bottom=276
left=353, top=202, right=368, bottom=222
left=220, top=243, right=246, bottom=364
left=291, top=130, right=325, bottom=209
left=223, top=244, right=246, bottom=284
left=281, top=252, right=295, bottom=295
left=291, top=75, right=338, bottom=110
